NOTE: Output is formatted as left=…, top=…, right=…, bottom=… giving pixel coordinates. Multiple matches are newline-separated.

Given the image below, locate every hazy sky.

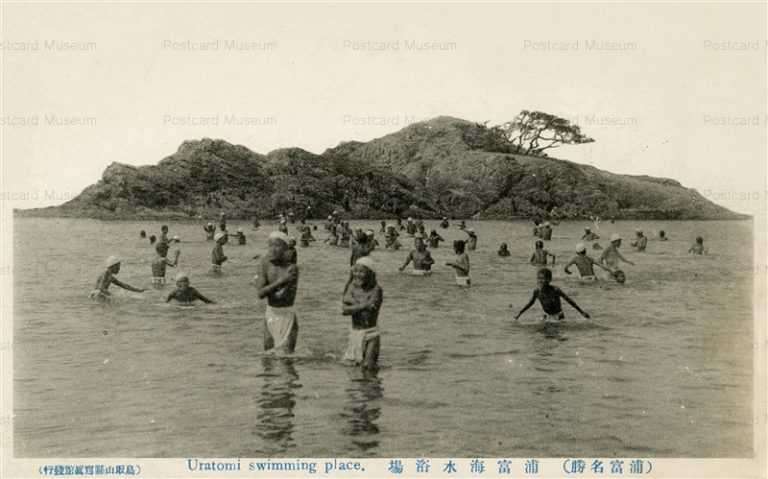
left=1, top=2, right=765, bottom=215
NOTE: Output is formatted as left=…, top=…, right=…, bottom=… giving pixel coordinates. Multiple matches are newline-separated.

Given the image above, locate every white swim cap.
left=237, top=228, right=243, bottom=232
left=355, top=256, right=377, bottom=273
left=175, top=272, right=189, bottom=281
left=611, top=233, right=622, bottom=242
left=268, top=231, right=289, bottom=243
left=576, top=243, right=586, bottom=253
left=365, top=229, right=375, bottom=236
left=105, top=255, right=122, bottom=268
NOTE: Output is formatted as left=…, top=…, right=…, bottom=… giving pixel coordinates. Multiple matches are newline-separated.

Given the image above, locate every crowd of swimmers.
left=91, top=212, right=710, bottom=370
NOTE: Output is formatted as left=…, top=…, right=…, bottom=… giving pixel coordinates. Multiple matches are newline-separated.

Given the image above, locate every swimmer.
left=285, top=237, right=298, bottom=264
left=600, top=233, right=635, bottom=271
left=339, top=222, right=352, bottom=248
left=159, top=225, right=170, bottom=244
left=658, top=230, right=668, bottom=241
left=539, top=221, right=553, bottom=241
left=149, top=235, right=157, bottom=245
left=458, top=220, right=467, bottom=230
left=151, top=242, right=180, bottom=288
left=253, top=217, right=261, bottom=229
left=140, top=230, right=146, bottom=239
left=379, top=220, right=387, bottom=234
left=256, top=231, right=300, bottom=354
left=630, top=229, right=647, bottom=252
left=211, top=232, right=228, bottom=274
left=342, top=257, right=383, bottom=370
left=427, top=230, right=445, bottom=248
left=446, top=240, right=471, bottom=286
left=689, top=236, right=707, bottom=255
left=89, top=256, right=145, bottom=302
left=235, top=228, right=247, bottom=245
left=530, top=240, right=555, bottom=266
left=350, top=230, right=376, bottom=265
left=464, top=228, right=478, bottom=251
left=582, top=227, right=600, bottom=241
left=203, top=222, right=216, bottom=241
left=513, top=267, right=590, bottom=321
left=497, top=242, right=511, bottom=257
left=564, top=243, right=611, bottom=280
left=299, top=225, right=316, bottom=247
left=405, top=217, right=417, bottom=236
left=384, top=224, right=402, bottom=250
left=166, top=273, right=215, bottom=304
left=440, top=217, right=450, bottom=229
left=278, top=218, right=288, bottom=235
left=398, top=233, right=434, bottom=274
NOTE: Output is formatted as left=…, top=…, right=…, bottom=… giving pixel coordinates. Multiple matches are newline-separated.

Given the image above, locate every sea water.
left=13, top=218, right=753, bottom=457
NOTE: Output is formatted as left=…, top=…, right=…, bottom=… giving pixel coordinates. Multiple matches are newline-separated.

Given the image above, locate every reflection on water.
left=255, top=358, right=301, bottom=454
left=340, top=369, right=383, bottom=455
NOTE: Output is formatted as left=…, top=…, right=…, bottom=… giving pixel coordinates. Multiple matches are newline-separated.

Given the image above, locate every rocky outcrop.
left=16, top=117, right=746, bottom=220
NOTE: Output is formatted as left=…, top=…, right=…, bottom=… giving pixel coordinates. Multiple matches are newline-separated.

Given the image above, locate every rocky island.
left=15, top=116, right=745, bottom=221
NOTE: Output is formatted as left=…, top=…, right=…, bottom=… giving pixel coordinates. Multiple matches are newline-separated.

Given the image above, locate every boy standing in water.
left=530, top=240, right=555, bottom=266
left=440, top=217, right=450, bottom=228
left=160, top=225, right=170, bottom=244
left=689, top=236, right=706, bottom=255
left=151, top=242, right=180, bottom=288
left=203, top=222, right=216, bottom=241
left=166, top=273, right=216, bottom=304
left=211, top=232, right=228, bottom=274
left=464, top=228, right=478, bottom=251
left=398, top=233, right=435, bottom=274
left=89, top=256, right=145, bottom=302
left=256, top=231, right=300, bottom=355
left=446, top=239, right=471, bottom=286
left=564, top=243, right=611, bottom=280
left=513, top=268, right=590, bottom=321
left=235, top=228, right=247, bottom=245
left=582, top=227, right=600, bottom=241
left=600, top=233, right=635, bottom=271
left=631, top=229, right=648, bottom=252
left=384, top=224, right=401, bottom=250
left=427, top=229, right=444, bottom=248
left=342, top=257, right=383, bottom=370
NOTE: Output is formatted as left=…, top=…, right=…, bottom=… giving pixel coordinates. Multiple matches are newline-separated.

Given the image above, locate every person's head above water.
left=161, top=225, right=168, bottom=233
left=659, top=230, right=666, bottom=237
left=576, top=243, right=586, bottom=254
left=352, top=256, right=377, bottom=289
left=414, top=233, right=425, bottom=248
left=696, top=236, right=704, bottom=244
left=635, top=229, right=644, bottom=236
left=537, top=267, right=553, bottom=288
left=453, top=239, right=466, bottom=254
left=149, top=235, right=157, bottom=244
left=611, top=233, right=622, bottom=245
left=584, top=227, right=591, bottom=232
left=105, top=255, right=122, bottom=273
left=175, top=272, right=190, bottom=290
left=140, top=230, right=146, bottom=238
left=499, top=242, right=509, bottom=250
left=535, top=239, right=544, bottom=249
left=267, top=231, right=290, bottom=260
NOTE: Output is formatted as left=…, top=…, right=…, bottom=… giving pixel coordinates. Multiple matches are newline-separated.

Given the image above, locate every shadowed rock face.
left=17, top=117, right=745, bottom=220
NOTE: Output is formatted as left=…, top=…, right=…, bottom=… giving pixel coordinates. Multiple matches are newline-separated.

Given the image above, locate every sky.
left=1, top=2, right=766, bottom=215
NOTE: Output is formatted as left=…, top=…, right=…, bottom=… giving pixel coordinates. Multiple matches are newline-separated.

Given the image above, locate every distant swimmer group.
left=99, top=212, right=709, bottom=371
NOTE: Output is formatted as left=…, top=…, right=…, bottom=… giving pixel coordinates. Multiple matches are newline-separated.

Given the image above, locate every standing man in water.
left=256, top=231, right=300, bottom=354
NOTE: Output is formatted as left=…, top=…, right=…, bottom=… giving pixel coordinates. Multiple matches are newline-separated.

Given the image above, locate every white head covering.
left=105, top=255, right=121, bottom=268
left=466, top=227, right=475, bottom=233
left=365, top=229, right=375, bottom=236
left=214, top=232, right=226, bottom=241
left=175, top=272, right=189, bottom=282
left=172, top=235, right=180, bottom=240
left=576, top=243, right=586, bottom=253
left=268, top=231, right=289, bottom=243
left=237, top=227, right=243, bottom=233
left=355, top=256, right=377, bottom=273
left=611, top=233, right=622, bottom=242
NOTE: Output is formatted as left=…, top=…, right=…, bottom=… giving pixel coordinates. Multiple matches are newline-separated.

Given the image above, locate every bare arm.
left=256, top=262, right=297, bottom=299
left=399, top=252, right=414, bottom=271
left=615, top=250, right=634, bottom=266
left=514, top=290, right=538, bottom=319
left=112, top=277, right=145, bottom=293
left=559, top=289, right=590, bottom=318
left=193, top=288, right=216, bottom=304
left=564, top=257, right=576, bottom=274
left=342, top=287, right=381, bottom=315
left=590, top=257, right=612, bottom=272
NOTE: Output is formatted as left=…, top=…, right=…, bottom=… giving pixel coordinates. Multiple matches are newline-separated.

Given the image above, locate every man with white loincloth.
left=342, top=257, right=383, bottom=370
left=256, top=231, right=300, bottom=354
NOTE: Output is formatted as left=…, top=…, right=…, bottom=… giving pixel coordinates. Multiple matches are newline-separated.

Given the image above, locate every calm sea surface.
left=13, top=218, right=753, bottom=457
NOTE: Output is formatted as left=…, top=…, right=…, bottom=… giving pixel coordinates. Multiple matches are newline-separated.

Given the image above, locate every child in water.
left=600, top=233, right=635, bottom=271
left=564, top=243, right=611, bottom=281
left=530, top=240, right=555, bottom=266
left=211, top=232, right=228, bottom=274
left=151, top=242, right=180, bottom=288
left=498, top=243, right=511, bottom=257
left=630, top=229, right=648, bottom=252
left=166, top=273, right=215, bottom=304
left=160, top=225, right=170, bottom=244
left=89, top=256, right=145, bottom=302
left=427, top=230, right=445, bottom=248
left=658, top=230, right=668, bottom=241
left=324, top=224, right=339, bottom=246
left=398, top=233, right=434, bottom=275
left=342, top=257, right=383, bottom=370
left=446, top=239, right=471, bottom=286
left=513, top=268, right=590, bottom=321
left=464, top=228, right=478, bottom=251
left=285, top=237, right=298, bottom=264
left=149, top=235, right=157, bottom=245
left=689, top=236, right=706, bottom=255
left=140, top=230, right=146, bottom=239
